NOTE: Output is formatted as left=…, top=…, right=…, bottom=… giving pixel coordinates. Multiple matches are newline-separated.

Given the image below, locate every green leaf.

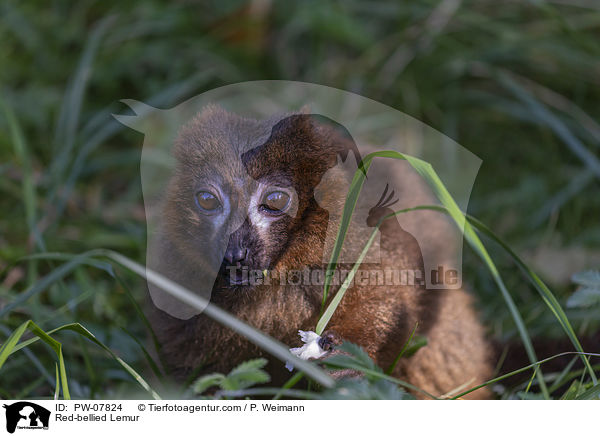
left=192, top=373, right=225, bottom=394
left=192, top=359, right=271, bottom=394
left=320, top=378, right=413, bottom=400
left=322, top=342, right=382, bottom=379
left=340, top=342, right=381, bottom=373
left=568, top=271, right=600, bottom=308
left=567, top=287, right=600, bottom=309
left=572, top=270, right=600, bottom=288
left=222, top=358, right=271, bottom=391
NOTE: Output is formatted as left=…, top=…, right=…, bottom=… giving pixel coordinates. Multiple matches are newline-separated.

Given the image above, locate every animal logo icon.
left=3, top=402, right=50, bottom=433
left=114, top=81, right=480, bottom=318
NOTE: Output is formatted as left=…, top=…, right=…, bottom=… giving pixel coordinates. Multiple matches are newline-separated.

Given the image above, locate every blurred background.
left=1, top=0, right=599, bottom=399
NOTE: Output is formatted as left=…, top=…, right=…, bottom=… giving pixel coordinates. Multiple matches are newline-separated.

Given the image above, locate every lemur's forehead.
left=195, top=109, right=272, bottom=150
left=177, top=116, right=274, bottom=169
left=175, top=107, right=318, bottom=203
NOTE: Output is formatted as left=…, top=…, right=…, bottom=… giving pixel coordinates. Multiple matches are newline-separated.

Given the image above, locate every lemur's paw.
left=318, top=330, right=342, bottom=352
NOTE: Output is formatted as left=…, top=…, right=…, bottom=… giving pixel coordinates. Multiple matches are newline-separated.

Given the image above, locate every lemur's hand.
left=317, top=330, right=362, bottom=380
left=318, top=330, right=342, bottom=351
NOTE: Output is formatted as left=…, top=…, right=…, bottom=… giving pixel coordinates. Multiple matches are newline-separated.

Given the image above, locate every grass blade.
left=499, top=72, right=600, bottom=180
left=376, top=203, right=598, bottom=385
left=386, top=322, right=419, bottom=375
left=549, top=356, right=579, bottom=393
left=8, top=322, right=161, bottom=400
left=0, top=97, right=39, bottom=247
left=99, top=250, right=335, bottom=389
left=16, top=249, right=335, bottom=389
left=120, top=327, right=164, bottom=380
left=317, top=223, right=379, bottom=334
left=0, top=320, right=70, bottom=399
left=272, top=372, right=305, bottom=400
left=319, top=150, right=550, bottom=397
left=54, top=364, right=60, bottom=400
left=575, top=383, right=600, bottom=400
left=50, top=15, right=116, bottom=184
left=463, top=212, right=598, bottom=385
left=451, top=352, right=600, bottom=400
left=0, top=253, right=99, bottom=317
left=15, top=250, right=334, bottom=388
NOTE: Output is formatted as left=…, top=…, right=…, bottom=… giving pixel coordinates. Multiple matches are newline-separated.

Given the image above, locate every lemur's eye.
left=196, top=191, right=221, bottom=211
left=261, top=191, right=290, bottom=214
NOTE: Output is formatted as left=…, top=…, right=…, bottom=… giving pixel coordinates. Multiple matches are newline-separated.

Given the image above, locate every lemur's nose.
left=224, top=246, right=248, bottom=264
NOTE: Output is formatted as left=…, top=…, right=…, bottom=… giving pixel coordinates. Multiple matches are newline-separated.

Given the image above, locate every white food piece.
left=285, top=330, right=328, bottom=372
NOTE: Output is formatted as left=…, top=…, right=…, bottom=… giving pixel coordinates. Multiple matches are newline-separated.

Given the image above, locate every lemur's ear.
left=267, top=113, right=366, bottom=176
left=244, top=114, right=365, bottom=187
left=309, top=114, right=366, bottom=176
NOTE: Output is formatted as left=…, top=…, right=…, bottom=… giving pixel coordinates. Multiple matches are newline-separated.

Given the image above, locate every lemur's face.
left=167, top=111, right=361, bottom=298
left=193, top=168, right=300, bottom=287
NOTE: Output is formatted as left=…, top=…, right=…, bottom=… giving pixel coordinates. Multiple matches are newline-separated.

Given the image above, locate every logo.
left=114, top=81, right=481, bottom=319
left=3, top=402, right=50, bottom=434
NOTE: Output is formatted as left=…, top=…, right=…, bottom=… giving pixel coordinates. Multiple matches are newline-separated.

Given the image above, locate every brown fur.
left=148, top=106, right=493, bottom=399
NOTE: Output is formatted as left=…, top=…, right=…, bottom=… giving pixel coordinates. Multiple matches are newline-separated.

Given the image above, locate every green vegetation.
left=1, top=0, right=599, bottom=400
